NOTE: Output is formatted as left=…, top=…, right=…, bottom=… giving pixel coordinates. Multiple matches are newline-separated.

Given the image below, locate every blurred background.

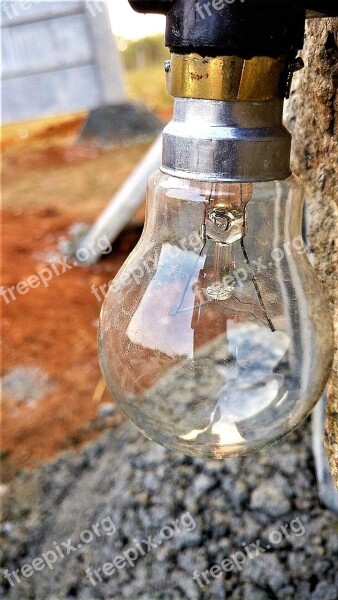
left=2, top=0, right=171, bottom=475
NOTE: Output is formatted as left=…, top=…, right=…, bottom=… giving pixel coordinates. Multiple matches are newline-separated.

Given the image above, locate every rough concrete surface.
left=286, top=18, right=338, bottom=485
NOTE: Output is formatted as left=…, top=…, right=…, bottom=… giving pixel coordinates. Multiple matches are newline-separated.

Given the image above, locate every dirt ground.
left=1, top=114, right=163, bottom=480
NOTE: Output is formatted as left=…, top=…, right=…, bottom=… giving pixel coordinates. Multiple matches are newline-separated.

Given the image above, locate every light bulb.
left=98, top=41, right=333, bottom=458
left=99, top=171, right=333, bottom=458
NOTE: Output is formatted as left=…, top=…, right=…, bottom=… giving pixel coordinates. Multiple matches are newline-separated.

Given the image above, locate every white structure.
left=1, top=0, right=125, bottom=123
left=80, top=135, right=162, bottom=265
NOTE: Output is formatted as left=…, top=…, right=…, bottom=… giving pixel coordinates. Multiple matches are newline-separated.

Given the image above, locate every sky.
left=109, top=0, right=166, bottom=40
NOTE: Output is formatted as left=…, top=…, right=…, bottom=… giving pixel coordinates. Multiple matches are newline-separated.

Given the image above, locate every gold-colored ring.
left=166, top=53, right=287, bottom=101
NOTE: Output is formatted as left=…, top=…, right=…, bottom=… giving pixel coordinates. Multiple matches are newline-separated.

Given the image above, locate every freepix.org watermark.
left=91, top=233, right=307, bottom=304
left=192, top=516, right=305, bottom=589
left=90, top=231, right=202, bottom=303
left=85, top=512, right=197, bottom=586
left=3, top=515, right=117, bottom=588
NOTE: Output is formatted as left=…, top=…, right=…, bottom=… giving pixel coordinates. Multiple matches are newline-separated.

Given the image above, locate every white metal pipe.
left=79, top=134, right=162, bottom=265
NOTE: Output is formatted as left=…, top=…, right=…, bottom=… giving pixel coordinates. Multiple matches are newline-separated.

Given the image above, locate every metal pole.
left=78, top=134, right=162, bottom=265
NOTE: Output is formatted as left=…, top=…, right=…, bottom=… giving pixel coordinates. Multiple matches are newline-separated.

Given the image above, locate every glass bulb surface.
left=99, top=172, right=333, bottom=458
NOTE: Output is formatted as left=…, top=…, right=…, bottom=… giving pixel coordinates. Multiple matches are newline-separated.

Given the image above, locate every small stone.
left=288, top=552, right=312, bottom=578
left=297, top=581, right=312, bottom=598
left=192, top=473, right=214, bottom=496
left=222, top=477, right=249, bottom=508
left=178, top=549, right=207, bottom=573
left=98, top=402, right=116, bottom=417
left=294, top=497, right=312, bottom=511
left=143, top=472, right=160, bottom=492
left=250, top=478, right=291, bottom=517
left=173, top=528, right=202, bottom=550
left=312, top=581, right=338, bottom=600
left=278, top=453, right=299, bottom=475
left=241, top=514, right=261, bottom=541
left=172, top=570, right=201, bottom=600
left=244, top=554, right=289, bottom=592
left=278, top=586, right=296, bottom=599
left=1, top=521, right=13, bottom=535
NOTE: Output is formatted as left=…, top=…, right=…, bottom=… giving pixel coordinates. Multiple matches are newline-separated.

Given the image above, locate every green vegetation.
left=120, top=35, right=169, bottom=71
left=126, top=64, right=173, bottom=115
left=117, top=35, right=173, bottom=117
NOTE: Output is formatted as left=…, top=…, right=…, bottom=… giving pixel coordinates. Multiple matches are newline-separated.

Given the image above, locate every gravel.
left=1, top=418, right=337, bottom=599
left=78, top=102, right=163, bottom=147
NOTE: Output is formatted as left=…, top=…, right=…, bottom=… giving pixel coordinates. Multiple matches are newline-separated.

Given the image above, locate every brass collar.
left=166, top=53, right=288, bottom=102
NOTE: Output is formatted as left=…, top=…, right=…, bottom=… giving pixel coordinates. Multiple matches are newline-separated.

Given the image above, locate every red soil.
left=1, top=121, right=147, bottom=479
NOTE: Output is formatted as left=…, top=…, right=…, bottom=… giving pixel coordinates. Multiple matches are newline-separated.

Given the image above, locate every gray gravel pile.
left=78, top=102, right=163, bottom=147
left=1, top=419, right=338, bottom=600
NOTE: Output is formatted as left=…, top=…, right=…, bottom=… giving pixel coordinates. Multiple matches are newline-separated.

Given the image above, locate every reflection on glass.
left=99, top=173, right=333, bottom=458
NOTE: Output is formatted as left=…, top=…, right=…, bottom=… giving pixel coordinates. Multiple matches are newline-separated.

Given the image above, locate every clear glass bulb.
left=99, top=171, right=333, bottom=458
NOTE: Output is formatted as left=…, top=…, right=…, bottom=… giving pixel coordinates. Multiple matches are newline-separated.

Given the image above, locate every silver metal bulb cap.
left=161, top=98, right=292, bottom=183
